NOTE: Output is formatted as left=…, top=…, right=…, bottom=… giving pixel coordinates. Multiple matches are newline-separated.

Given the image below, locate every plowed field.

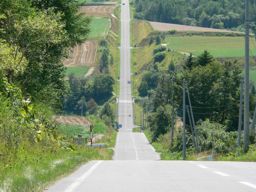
left=150, top=21, right=239, bottom=33
left=55, top=116, right=91, bottom=128
left=79, top=5, right=116, bottom=17
left=64, top=40, right=97, bottom=67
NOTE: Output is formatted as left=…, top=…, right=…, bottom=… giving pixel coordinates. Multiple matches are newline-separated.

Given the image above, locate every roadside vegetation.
left=131, top=2, right=256, bottom=161
left=0, top=0, right=119, bottom=191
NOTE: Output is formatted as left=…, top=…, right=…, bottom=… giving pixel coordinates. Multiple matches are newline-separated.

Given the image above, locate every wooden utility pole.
left=244, top=0, right=250, bottom=152
left=170, top=75, right=175, bottom=146
left=186, top=87, right=199, bottom=152
left=238, top=80, right=244, bottom=147
left=182, top=80, right=186, bottom=160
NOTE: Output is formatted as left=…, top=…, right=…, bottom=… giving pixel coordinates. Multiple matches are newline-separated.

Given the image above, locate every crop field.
left=165, top=35, right=256, bottom=58
left=88, top=17, right=110, bottom=39
left=55, top=116, right=91, bottom=127
left=64, top=40, right=98, bottom=67
left=79, top=5, right=116, bottom=17
left=150, top=21, right=239, bottom=33
left=66, top=66, right=89, bottom=77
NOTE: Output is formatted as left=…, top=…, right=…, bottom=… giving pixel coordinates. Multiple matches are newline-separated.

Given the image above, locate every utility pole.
left=182, top=80, right=186, bottom=160
left=238, top=80, right=244, bottom=147
left=244, top=0, right=250, bottom=153
left=186, top=86, right=199, bottom=152
left=170, top=74, right=175, bottom=146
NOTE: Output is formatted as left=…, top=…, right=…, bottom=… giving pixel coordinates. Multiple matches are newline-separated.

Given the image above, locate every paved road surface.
left=46, top=1, right=256, bottom=191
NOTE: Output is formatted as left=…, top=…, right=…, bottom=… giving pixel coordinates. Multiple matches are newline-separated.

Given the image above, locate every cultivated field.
left=79, top=4, right=116, bottom=17
left=88, top=17, right=110, bottom=39
left=166, top=36, right=256, bottom=58
left=64, top=40, right=98, bottom=67
left=55, top=116, right=91, bottom=128
left=150, top=21, right=240, bottom=33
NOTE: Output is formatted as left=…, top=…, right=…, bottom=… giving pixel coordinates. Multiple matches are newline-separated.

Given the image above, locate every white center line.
left=197, top=164, right=209, bottom=169
left=130, top=133, right=139, bottom=160
left=240, top=182, right=256, bottom=189
left=64, top=161, right=102, bottom=192
left=213, top=171, right=230, bottom=177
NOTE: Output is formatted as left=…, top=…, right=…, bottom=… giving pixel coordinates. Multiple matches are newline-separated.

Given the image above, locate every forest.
left=134, top=0, right=256, bottom=29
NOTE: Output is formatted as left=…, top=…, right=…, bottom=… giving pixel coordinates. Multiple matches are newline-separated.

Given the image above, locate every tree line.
left=138, top=48, right=256, bottom=156
left=133, top=0, right=256, bottom=29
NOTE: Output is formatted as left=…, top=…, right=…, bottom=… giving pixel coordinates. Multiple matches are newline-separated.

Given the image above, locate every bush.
left=153, top=46, right=167, bottom=55
left=153, top=52, right=166, bottom=63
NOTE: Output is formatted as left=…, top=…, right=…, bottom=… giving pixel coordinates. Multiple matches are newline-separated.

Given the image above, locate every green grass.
left=88, top=17, right=110, bottom=39
left=88, top=116, right=109, bottom=134
left=57, top=124, right=89, bottom=138
left=66, top=66, right=89, bottom=77
left=166, top=35, right=256, bottom=58
left=0, top=146, right=113, bottom=192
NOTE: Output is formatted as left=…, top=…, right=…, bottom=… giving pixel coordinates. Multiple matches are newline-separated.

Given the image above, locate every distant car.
left=122, top=3, right=125, bottom=5
left=118, top=124, right=123, bottom=129
left=128, top=80, right=131, bottom=84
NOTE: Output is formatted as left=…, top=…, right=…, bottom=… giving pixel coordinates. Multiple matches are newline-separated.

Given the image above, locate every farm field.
left=66, top=66, right=89, bottom=77
left=150, top=21, right=240, bottom=33
left=165, top=35, right=256, bottom=58
left=79, top=4, right=116, bottom=17
left=64, top=40, right=98, bottom=67
left=88, top=17, right=110, bottom=39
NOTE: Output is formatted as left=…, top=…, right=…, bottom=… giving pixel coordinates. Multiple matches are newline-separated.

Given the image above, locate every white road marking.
left=213, top=171, right=230, bottom=177
left=197, top=164, right=209, bottom=169
left=118, top=100, right=133, bottom=104
left=130, top=133, right=139, bottom=160
left=240, top=182, right=256, bottom=189
left=64, top=161, right=102, bottom=192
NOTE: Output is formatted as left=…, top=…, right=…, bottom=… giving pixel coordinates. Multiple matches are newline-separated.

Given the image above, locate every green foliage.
left=138, top=71, right=159, bottom=97
left=153, top=52, right=166, bottom=63
left=134, top=0, right=256, bottom=29
left=57, top=124, right=89, bottom=139
left=196, top=50, right=214, bottom=67
left=148, top=105, right=173, bottom=141
left=219, top=145, right=256, bottom=161
left=196, top=120, right=237, bottom=153
left=91, top=74, right=114, bottom=104
left=100, top=103, right=115, bottom=126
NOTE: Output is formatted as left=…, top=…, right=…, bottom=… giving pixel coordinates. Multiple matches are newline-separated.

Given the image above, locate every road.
left=46, top=1, right=256, bottom=191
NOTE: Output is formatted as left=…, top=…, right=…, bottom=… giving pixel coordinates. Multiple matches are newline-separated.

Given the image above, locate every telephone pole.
left=238, top=80, right=243, bottom=147
left=182, top=80, right=186, bottom=160
left=244, top=0, right=250, bottom=153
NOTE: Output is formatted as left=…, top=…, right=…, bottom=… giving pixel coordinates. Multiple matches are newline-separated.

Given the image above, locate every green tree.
left=197, top=50, right=214, bottom=67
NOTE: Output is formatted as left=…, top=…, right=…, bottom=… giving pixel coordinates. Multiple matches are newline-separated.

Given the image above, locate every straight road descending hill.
left=113, top=0, right=159, bottom=160
left=46, top=1, right=256, bottom=191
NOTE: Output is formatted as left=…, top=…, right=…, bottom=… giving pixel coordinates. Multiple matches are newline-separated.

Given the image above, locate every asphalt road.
left=45, top=1, right=256, bottom=191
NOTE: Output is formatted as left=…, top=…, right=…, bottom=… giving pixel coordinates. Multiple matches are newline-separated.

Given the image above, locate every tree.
left=184, top=53, right=194, bottom=70
left=100, top=102, right=114, bottom=126
left=148, top=105, right=172, bottom=142
left=91, top=75, right=114, bottom=104
left=99, top=48, right=110, bottom=73
left=197, top=50, right=214, bottom=67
